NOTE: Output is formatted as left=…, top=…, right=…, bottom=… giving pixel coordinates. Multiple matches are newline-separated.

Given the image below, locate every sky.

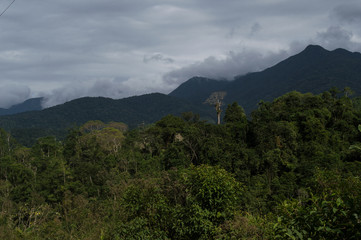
left=0, top=0, right=361, bottom=108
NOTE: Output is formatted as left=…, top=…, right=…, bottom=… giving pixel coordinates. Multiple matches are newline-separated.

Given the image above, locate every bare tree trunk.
left=205, top=91, right=226, bottom=125
left=217, top=112, right=221, bottom=125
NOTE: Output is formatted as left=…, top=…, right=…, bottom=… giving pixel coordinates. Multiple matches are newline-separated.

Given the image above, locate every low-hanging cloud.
left=41, top=75, right=168, bottom=108
left=41, top=79, right=126, bottom=108
left=163, top=24, right=361, bottom=87
left=315, top=26, right=361, bottom=52
left=0, top=84, right=31, bottom=108
left=163, top=48, right=289, bottom=85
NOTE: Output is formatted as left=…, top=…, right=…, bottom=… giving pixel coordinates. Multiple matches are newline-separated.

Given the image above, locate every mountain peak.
left=304, top=44, right=324, bottom=49
left=303, top=44, right=328, bottom=54
left=332, top=47, right=352, bottom=55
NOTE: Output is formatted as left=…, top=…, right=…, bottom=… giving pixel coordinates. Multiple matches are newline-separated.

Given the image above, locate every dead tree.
left=204, top=91, right=227, bottom=125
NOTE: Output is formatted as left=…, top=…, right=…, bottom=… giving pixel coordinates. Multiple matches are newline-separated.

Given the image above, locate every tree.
left=329, top=87, right=340, bottom=98
left=171, top=165, right=245, bottom=239
left=343, top=86, right=354, bottom=98
left=0, top=128, right=17, bottom=158
left=204, top=91, right=227, bottom=125
left=224, top=102, right=247, bottom=124
left=273, top=170, right=361, bottom=239
left=224, top=102, right=248, bottom=145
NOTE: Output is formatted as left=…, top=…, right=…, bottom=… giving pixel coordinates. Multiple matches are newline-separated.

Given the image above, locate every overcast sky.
left=0, top=0, right=361, bottom=108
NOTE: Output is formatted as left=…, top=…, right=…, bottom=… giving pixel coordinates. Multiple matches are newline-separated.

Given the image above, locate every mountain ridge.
left=0, top=93, right=214, bottom=145
left=0, top=97, right=43, bottom=116
left=170, top=45, right=361, bottom=113
left=1, top=44, right=361, bottom=145
left=5, top=45, right=361, bottom=116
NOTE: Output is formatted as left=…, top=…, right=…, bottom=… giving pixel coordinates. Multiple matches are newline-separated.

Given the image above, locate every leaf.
left=286, top=229, right=296, bottom=239
left=294, top=229, right=304, bottom=240
left=336, top=197, right=343, bottom=207
left=333, top=207, right=338, bottom=214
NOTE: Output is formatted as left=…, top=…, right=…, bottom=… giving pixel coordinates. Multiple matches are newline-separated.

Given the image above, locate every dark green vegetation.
left=1, top=90, right=361, bottom=239
left=0, top=94, right=213, bottom=146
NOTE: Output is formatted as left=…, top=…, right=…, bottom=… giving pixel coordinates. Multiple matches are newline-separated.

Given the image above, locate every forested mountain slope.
left=169, top=45, right=361, bottom=113
left=1, top=45, right=361, bottom=145
left=0, top=93, right=213, bottom=145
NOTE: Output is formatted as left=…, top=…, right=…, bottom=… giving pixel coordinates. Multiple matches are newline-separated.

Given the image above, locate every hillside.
left=0, top=93, right=213, bottom=145
left=169, top=45, right=361, bottom=113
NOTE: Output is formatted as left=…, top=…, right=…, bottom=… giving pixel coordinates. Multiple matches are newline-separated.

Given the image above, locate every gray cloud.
left=0, top=0, right=361, bottom=108
left=332, top=4, right=361, bottom=23
left=163, top=25, right=361, bottom=87
left=315, top=26, right=361, bottom=51
left=143, top=53, right=175, bottom=64
left=42, top=79, right=125, bottom=108
left=250, top=23, right=262, bottom=36
left=0, top=84, right=30, bottom=108
left=164, top=48, right=289, bottom=85
left=41, top=75, right=169, bottom=108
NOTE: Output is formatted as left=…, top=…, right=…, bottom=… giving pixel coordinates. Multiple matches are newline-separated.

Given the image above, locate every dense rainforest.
left=1, top=90, right=361, bottom=239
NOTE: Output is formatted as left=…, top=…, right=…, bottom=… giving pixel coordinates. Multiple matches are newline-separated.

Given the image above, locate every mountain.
left=0, top=97, right=43, bottom=116
left=0, top=93, right=213, bottom=145
left=169, top=76, right=230, bottom=105
left=1, top=44, right=361, bottom=145
left=169, top=45, right=361, bottom=113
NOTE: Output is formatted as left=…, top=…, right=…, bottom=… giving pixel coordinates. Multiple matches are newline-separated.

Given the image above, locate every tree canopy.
left=0, top=90, right=361, bottom=239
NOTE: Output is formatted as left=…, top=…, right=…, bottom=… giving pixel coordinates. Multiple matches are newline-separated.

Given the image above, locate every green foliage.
left=273, top=171, right=361, bottom=239
left=184, top=165, right=244, bottom=218
left=171, top=165, right=245, bottom=239
left=1, top=89, right=361, bottom=239
left=0, top=94, right=213, bottom=146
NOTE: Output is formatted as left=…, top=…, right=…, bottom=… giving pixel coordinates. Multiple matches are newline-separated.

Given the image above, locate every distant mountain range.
left=0, top=97, right=43, bottom=116
left=0, top=94, right=213, bottom=145
left=169, top=45, right=361, bottom=113
left=1, top=44, right=361, bottom=145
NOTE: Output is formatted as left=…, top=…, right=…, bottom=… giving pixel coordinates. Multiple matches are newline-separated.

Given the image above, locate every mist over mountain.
left=1, top=44, right=361, bottom=145
left=0, top=98, right=43, bottom=116
left=170, top=45, right=361, bottom=113
left=0, top=93, right=213, bottom=145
